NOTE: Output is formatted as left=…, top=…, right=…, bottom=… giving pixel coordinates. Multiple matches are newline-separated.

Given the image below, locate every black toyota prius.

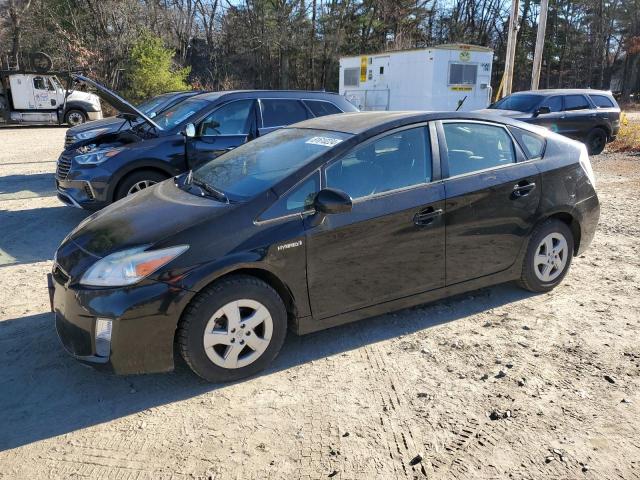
left=50, top=111, right=600, bottom=382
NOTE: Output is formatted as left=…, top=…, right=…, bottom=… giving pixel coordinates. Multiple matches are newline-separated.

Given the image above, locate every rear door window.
left=261, top=99, right=309, bottom=128
left=589, top=94, right=615, bottom=108
left=443, top=122, right=515, bottom=177
left=303, top=100, right=342, bottom=117
left=563, top=95, right=591, bottom=111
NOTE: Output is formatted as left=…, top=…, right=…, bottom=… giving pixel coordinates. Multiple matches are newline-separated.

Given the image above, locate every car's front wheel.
left=177, top=275, right=288, bottom=382
left=114, top=170, right=169, bottom=201
left=518, top=219, right=574, bottom=293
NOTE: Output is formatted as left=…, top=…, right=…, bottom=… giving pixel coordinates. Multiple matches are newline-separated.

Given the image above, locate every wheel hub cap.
left=127, top=180, right=157, bottom=195
left=533, top=232, right=568, bottom=282
left=203, top=299, right=273, bottom=369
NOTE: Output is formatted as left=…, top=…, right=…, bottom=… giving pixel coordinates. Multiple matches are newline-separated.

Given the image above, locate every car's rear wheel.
left=64, top=109, right=87, bottom=126
left=114, top=170, right=168, bottom=201
left=177, top=275, right=288, bottom=382
left=518, top=219, right=574, bottom=293
left=586, top=128, right=607, bottom=155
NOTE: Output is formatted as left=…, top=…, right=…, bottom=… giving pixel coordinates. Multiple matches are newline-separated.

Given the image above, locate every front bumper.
left=48, top=269, right=195, bottom=375
left=87, top=111, right=103, bottom=121
left=55, top=154, right=112, bottom=210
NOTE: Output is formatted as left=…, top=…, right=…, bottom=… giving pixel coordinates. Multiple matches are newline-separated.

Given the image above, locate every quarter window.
left=261, top=99, right=309, bottom=128
left=589, top=94, right=615, bottom=108
left=443, top=123, right=515, bottom=177
left=261, top=173, right=319, bottom=220
left=563, top=95, right=590, bottom=111
left=510, top=127, right=546, bottom=159
left=303, top=100, right=342, bottom=117
left=199, top=100, right=253, bottom=136
left=326, top=127, right=431, bottom=199
left=449, top=63, right=477, bottom=85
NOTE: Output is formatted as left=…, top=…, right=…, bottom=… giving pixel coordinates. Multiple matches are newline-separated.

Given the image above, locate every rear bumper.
left=49, top=271, right=195, bottom=375
left=575, top=194, right=600, bottom=255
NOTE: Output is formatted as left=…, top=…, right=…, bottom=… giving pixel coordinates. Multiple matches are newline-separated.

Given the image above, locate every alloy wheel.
left=533, top=232, right=568, bottom=282
left=127, top=180, right=157, bottom=195
left=203, top=299, right=273, bottom=369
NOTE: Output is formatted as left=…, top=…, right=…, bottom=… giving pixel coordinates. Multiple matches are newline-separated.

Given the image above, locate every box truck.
left=339, top=44, right=494, bottom=112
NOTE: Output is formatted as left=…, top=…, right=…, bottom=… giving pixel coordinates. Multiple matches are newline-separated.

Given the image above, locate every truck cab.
left=0, top=72, right=103, bottom=126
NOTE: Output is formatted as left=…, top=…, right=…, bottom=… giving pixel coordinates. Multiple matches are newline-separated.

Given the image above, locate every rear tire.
left=114, top=170, right=168, bottom=201
left=518, top=219, right=574, bottom=293
left=586, top=128, right=607, bottom=155
left=177, top=275, right=288, bottom=382
left=64, top=109, right=87, bottom=126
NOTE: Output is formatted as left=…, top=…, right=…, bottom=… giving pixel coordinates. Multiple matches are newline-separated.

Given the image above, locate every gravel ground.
left=0, top=127, right=638, bottom=480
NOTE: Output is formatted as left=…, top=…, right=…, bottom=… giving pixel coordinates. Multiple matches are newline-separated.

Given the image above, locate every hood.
left=62, top=180, right=231, bottom=260
left=71, top=74, right=161, bottom=131
left=67, top=116, right=128, bottom=136
left=477, top=108, right=533, bottom=119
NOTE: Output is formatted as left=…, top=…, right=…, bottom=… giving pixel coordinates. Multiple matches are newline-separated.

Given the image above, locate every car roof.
left=290, top=111, right=527, bottom=135
left=509, top=89, right=613, bottom=96
left=193, top=90, right=344, bottom=102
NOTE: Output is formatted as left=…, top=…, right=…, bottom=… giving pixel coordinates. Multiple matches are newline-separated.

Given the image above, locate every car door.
left=186, top=99, right=256, bottom=169
left=305, top=125, right=446, bottom=320
left=258, top=98, right=310, bottom=136
left=32, top=75, right=55, bottom=109
left=439, top=121, right=541, bottom=285
left=558, top=94, right=595, bottom=140
left=527, top=95, right=565, bottom=133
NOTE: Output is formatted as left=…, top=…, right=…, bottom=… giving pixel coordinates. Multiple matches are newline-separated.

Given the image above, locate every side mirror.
left=148, top=112, right=157, bottom=119
left=534, top=106, right=551, bottom=117
left=183, top=123, right=196, bottom=138
left=313, top=188, right=352, bottom=215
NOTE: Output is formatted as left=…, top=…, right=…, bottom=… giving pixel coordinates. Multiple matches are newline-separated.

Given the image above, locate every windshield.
left=193, top=128, right=352, bottom=200
left=154, top=97, right=211, bottom=130
left=137, top=95, right=173, bottom=115
left=490, top=94, right=542, bottom=112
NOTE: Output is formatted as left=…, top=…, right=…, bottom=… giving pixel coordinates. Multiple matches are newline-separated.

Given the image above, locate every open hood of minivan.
left=71, top=74, right=162, bottom=131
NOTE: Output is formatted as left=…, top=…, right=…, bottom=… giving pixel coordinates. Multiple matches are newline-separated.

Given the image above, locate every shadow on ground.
left=0, top=283, right=533, bottom=451
left=0, top=205, right=88, bottom=266
left=0, top=173, right=59, bottom=200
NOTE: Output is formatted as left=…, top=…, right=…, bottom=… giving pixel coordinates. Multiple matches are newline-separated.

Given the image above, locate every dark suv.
left=483, top=89, right=620, bottom=155
left=56, top=76, right=358, bottom=210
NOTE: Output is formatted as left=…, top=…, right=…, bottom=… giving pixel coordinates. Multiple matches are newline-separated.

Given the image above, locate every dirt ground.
left=0, top=126, right=638, bottom=480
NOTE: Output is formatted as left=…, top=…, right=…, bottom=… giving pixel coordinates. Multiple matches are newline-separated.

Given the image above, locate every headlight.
left=80, top=245, right=189, bottom=287
left=75, top=147, right=123, bottom=165
left=76, top=128, right=109, bottom=140
left=578, top=144, right=596, bottom=187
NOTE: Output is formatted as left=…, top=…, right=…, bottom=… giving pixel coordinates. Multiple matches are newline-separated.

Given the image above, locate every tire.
left=586, top=128, right=607, bottom=155
left=177, top=275, right=288, bottom=382
left=64, top=109, right=87, bottom=126
left=114, top=170, right=169, bottom=201
left=518, top=219, right=574, bottom=293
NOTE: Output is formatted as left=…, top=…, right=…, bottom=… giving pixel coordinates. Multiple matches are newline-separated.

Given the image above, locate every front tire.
left=114, top=170, right=168, bottom=201
left=586, top=128, right=607, bottom=155
left=64, top=109, right=87, bottom=126
left=177, top=275, right=288, bottom=382
left=518, top=219, right=574, bottom=293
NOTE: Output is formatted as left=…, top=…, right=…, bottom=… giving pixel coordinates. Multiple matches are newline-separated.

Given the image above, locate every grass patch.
left=609, top=112, right=640, bottom=153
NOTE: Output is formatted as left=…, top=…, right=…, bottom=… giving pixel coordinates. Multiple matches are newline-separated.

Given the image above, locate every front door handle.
left=414, top=207, right=443, bottom=226
left=512, top=181, right=536, bottom=198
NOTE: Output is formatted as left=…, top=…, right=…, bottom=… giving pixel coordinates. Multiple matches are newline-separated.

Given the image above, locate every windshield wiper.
left=182, top=171, right=229, bottom=203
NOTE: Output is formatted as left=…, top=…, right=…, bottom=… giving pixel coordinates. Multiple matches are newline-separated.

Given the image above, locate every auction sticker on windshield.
left=305, top=136, right=343, bottom=147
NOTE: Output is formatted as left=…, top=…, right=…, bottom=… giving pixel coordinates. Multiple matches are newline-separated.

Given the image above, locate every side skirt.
left=294, top=266, right=521, bottom=335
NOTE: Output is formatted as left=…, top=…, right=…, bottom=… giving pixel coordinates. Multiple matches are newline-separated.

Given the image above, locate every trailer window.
left=449, top=63, right=477, bottom=85
left=344, top=68, right=360, bottom=87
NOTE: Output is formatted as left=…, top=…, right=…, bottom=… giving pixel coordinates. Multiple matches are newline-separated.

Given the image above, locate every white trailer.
left=339, top=44, right=494, bottom=112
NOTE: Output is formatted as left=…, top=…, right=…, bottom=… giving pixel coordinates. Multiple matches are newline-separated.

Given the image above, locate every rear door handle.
left=512, top=181, right=536, bottom=198
left=414, top=207, right=443, bottom=226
